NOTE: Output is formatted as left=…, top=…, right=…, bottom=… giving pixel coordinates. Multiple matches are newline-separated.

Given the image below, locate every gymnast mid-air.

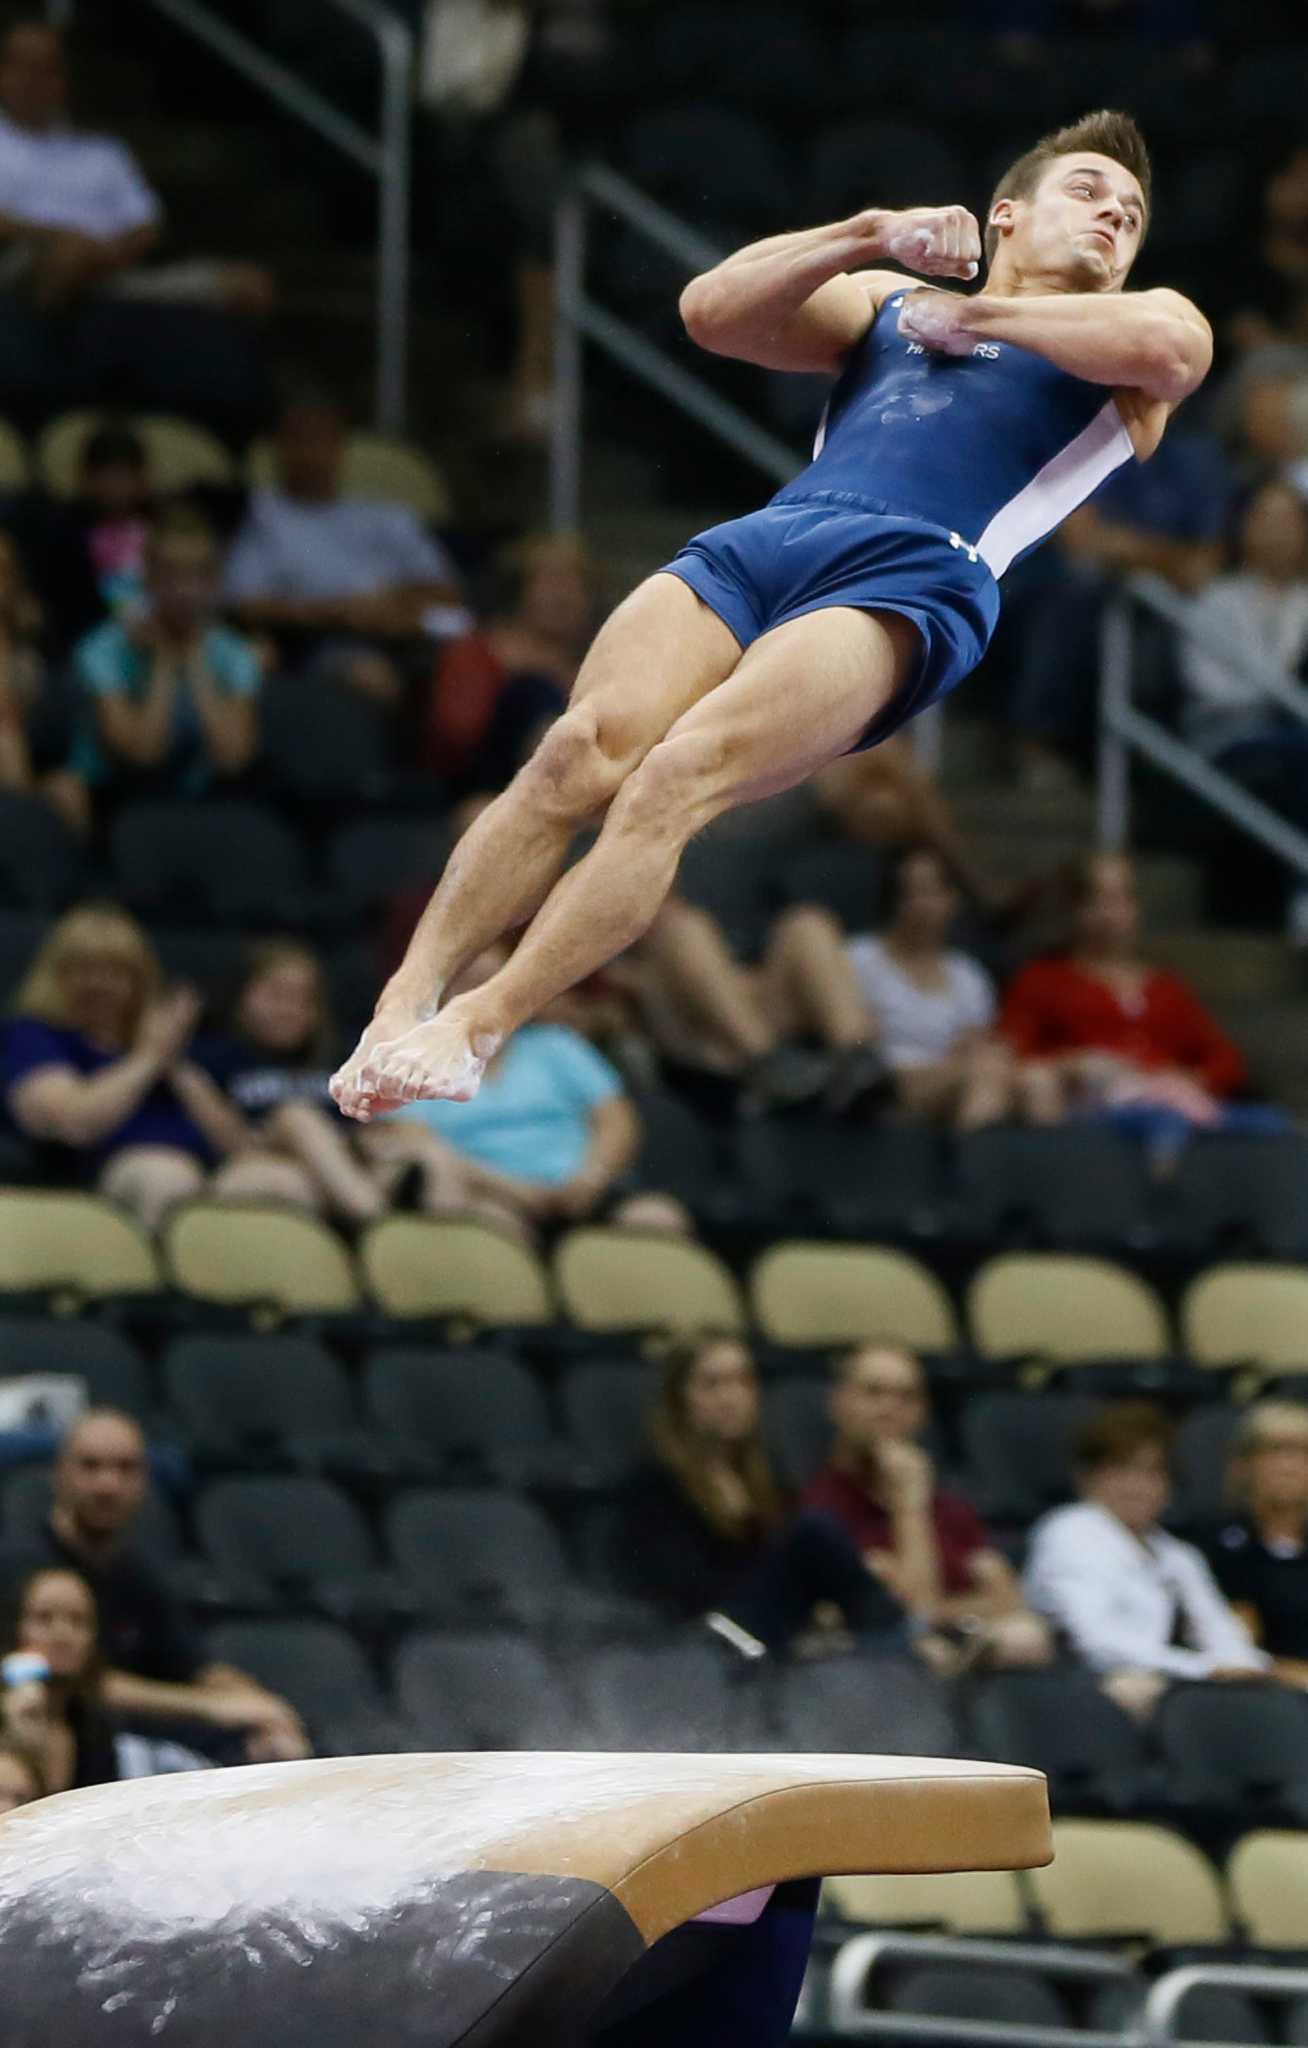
left=330, top=107, right=1211, bottom=1121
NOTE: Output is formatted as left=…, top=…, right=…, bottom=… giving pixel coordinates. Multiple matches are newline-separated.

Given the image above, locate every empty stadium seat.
left=822, top=1868, right=1028, bottom=1935
left=0, top=415, right=28, bottom=493
left=954, top=1128, right=1156, bottom=1254
left=362, top=1346, right=554, bottom=1483
left=553, top=1228, right=746, bottom=1334
left=1154, top=1682, right=1308, bottom=1824
left=621, top=102, right=795, bottom=233
left=0, top=792, right=85, bottom=909
left=109, top=798, right=316, bottom=928
left=196, top=1475, right=390, bottom=1615
left=1028, top=1821, right=1228, bottom=1945
left=626, top=1089, right=738, bottom=1227
left=559, top=1360, right=658, bottom=1486
left=751, top=1243, right=958, bottom=1351
left=969, top=1671, right=1152, bottom=1817
left=640, top=3, right=827, bottom=111
left=324, top=816, right=443, bottom=921
left=359, top=1216, right=553, bottom=1323
left=773, top=1656, right=960, bottom=1758
left=0, top=1317, right=153, bottom=1421
left=967, top=1255, right=1169, bottom=1364
left=0, top=910, right=43, bottom=1004
left=672, top=834, right=777, bottom=957
left=163, top=1202, right=360, bottom=1314
left=385, top=1488, right=569, bottom=1626
left=1171, top=1406, right=1244, bottom=1528
left=1182, top=1266, right=1308, bottom=1375
left=0, top=1191, right=161, bottom=1299
left=391, top=1630, right=575, bottom=1750
left=735, top=1119, right=947, bottom=1241
left=885, top=1965, right=1068, bottom=2032
left=1169, top=1137, right=1308, bottom=1262
left=579, top=1640, right=763, bottom=1751
left=161, top=1334, right=366, bottom=1472
left=1227, top=1831, right=1308, bottom=1949
left=260, top=670, right=397, bottom=800
left=207, top=1618, right=394, bottom=1752
left=959, top=1391, right=1099, bottom=1525
left=764, top=1376, right=835, bottom=1489
left=772, top=839, right=886, bottom=932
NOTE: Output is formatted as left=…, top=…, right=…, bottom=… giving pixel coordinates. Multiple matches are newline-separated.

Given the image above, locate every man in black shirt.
left=0, top=1408, right=309, bottom=1758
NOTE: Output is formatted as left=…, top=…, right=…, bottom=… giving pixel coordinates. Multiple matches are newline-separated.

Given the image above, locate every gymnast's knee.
left=610, top=729, right=730, bottom=843
left=521, top=702, right=629, bottom=822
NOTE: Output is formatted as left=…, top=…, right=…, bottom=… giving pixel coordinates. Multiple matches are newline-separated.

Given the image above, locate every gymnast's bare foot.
left=332, top=1003, right=502, bottom=1121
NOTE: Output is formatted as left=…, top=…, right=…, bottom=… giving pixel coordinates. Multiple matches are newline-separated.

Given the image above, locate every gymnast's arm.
left=679, top=204, right=980, bottom=375
left=917, top=286, right=1213, bottom=406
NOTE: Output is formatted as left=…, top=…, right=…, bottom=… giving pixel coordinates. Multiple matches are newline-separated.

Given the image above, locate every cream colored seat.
left=0, top=1189, right=161, bottom=1298
left=37, top=410, right=235, bottom=496
left=823, top=1867, right=1028, bottom=1934
left=249, top=431, right=451, bottom=523
left=1182, top=1265, right=1308, bottom=1373
left=1227, top=1830, right=1308, bottom=1947
left=1029, top=1820, right=1228, bottom=1945
left=361, top=1214, right=553, bottom=1324
left=164, top=1200, right=359, bottom=1314
left=554, top=1226, right=745, bottom=1333
left=968, top=1254, right=1169, bottom=1363
left=751, top=1242, right=957, bottom=1350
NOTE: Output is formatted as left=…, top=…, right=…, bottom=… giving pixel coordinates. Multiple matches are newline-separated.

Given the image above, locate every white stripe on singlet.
left=975, top=395, right=1135, bottom=579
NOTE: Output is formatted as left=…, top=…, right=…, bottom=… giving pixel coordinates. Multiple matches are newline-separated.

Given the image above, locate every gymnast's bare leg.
left=331, top=593, right=921, bottom=1118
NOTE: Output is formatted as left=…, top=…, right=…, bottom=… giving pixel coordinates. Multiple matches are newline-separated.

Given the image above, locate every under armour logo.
left=949, top=531, right=979, bottom=563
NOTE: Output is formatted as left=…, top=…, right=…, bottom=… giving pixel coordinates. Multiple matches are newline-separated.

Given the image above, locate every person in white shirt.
left=223, top=391, right=464, bottom=708
left=0, top=20, right=267, bottom=430
left=1024, top=1401, right=1271, bottom=1720
left=1180, top=478, right=1308, bottom=762
left=847, top=846, right=1059, bottom=1129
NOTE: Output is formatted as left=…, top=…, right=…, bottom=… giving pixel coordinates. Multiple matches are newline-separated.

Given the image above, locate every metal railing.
left=1097, top=572, right=1308, bottom=886
left=1142, top=1960, right=1308, bottom=2047
left=49, top=0, right=412, bottom=429
left=550, top=163, right=803, bottom=532
left=825, top=1931, right=1132, bottom=2047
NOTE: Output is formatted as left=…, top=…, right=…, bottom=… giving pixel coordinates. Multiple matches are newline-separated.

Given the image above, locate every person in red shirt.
left=1001, top=851, right=1247, bottom=1126
left=804, top=1343, right=1051, bottom=1672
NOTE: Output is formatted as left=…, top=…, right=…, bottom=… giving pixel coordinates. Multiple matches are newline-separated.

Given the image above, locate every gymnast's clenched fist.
left=861, top=204, right=982, bottom=281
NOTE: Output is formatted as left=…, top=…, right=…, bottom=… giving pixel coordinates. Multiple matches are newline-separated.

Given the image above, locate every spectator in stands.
left=848, top=847, right=1058, bottom=1130
left=1179, top=479, right=1308, bottom=933
left=0, top=1410, right=309, bottom=1764
left=0, top=902, right=304, bottom=1230
left=0, top=525, right=50, bottom=795
left=804, top=1344, right=1052, bottom=1672
left=1024, top=1402, right=1270, bottom=1719
left=385, top=938, right=689, bottom=1235
left=814, top=736, right=1013, bottom=923
left=222, top=390, right=464, bottom=710
left=633, top=897, right=889, bottom=1115
left=1205, top=1402, right=1308, bottom=1679
left=204, top=937, right=460, bottom=1224
left=0, top=1566, right=211, bottom=1789
left=0, top=1734, right=42, bottom=1812
left=994, top=430, right=1230, bottom=789
left=1000, top=852, right=1260, bottom=1143
left=1223, top=143, right=1308, bottom=357
left=62, top=505, right=261, bottom=827
left=0, top=19, right=267, bottom=433
left=613, top=1334, right=907, bottom=1655
left=28, top=421, right=152, bottom=652
left=421, top=533, right=595, bottom=789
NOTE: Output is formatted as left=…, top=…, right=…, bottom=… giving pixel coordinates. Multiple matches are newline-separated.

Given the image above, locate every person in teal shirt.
left=386, top=942, right=688, bottom=1234
left=65, top=504, right=261, bottom=816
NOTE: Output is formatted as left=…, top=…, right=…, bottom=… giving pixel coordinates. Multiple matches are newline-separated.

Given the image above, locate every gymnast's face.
left=994, top=153, right=1145, bottom=292
left=684, top=1341, right=759, bottom=1447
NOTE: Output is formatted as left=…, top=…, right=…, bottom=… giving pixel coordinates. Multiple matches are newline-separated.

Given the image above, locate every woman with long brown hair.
left=615, top=1334, right=905, bottom=1655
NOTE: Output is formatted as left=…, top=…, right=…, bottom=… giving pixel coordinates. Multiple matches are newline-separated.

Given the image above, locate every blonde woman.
left=1205, top=1401, right=1308, bottom=1685
left=1, top=902, right=303, bottom=1229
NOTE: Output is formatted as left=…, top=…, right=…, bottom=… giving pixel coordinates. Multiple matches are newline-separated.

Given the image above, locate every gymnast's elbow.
left=1139, top=306, right=1212, bottom=405
left=679, top=275, right=738, bottom=354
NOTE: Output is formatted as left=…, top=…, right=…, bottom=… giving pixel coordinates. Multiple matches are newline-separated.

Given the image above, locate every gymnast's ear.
left=988, top=196, right=1016, bottom=240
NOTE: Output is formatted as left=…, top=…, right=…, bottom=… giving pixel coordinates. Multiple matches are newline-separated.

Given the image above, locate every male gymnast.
left=331, top=108, right=1211, bottom=1118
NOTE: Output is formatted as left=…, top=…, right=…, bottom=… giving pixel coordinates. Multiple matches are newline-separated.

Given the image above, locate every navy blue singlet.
left=664, top=287, right=1137, bottom=743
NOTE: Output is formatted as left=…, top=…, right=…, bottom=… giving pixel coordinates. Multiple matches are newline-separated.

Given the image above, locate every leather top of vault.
left=0, top=1749, right=1051, bottom=1947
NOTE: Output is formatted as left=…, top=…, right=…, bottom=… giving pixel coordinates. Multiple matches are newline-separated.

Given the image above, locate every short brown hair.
left=986, top=110, right=1151, bottom=268
left=1075, top=1401, right=1173, bottom=1474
